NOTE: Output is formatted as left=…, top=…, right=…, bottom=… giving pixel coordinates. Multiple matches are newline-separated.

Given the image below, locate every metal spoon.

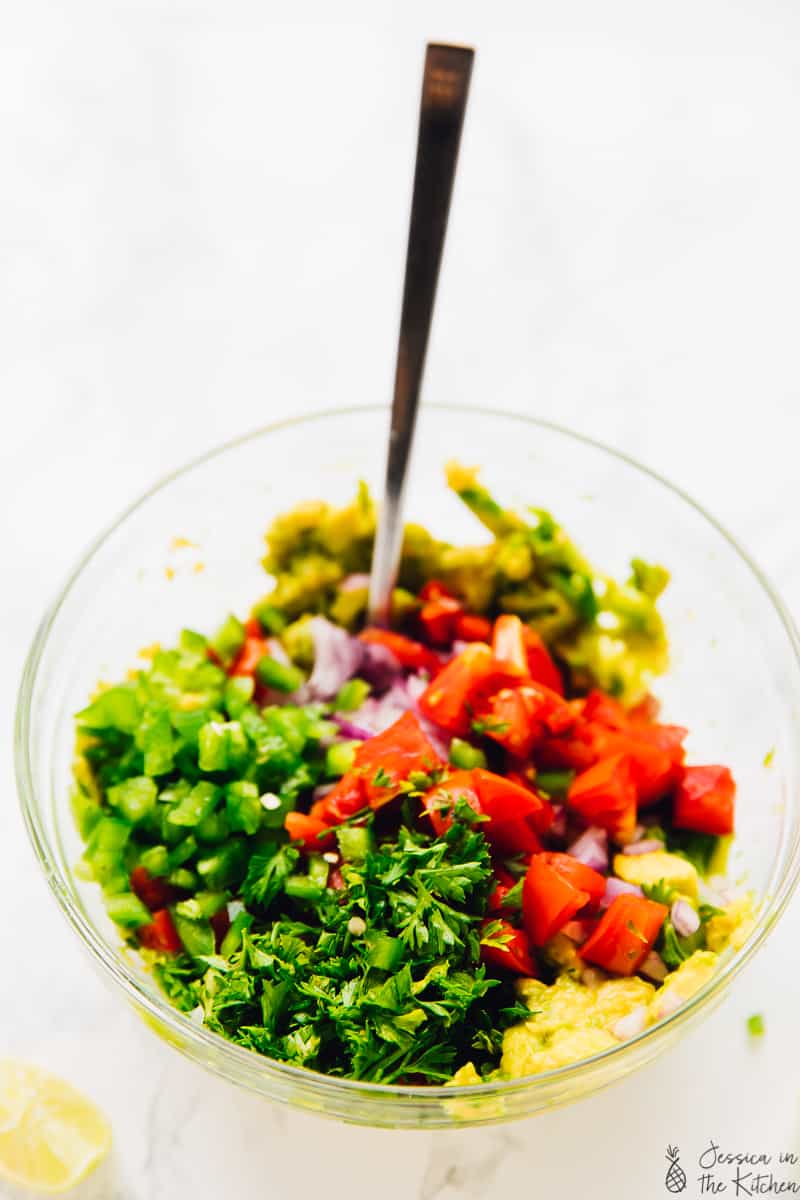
left=367, top=42, right=474, bottom=626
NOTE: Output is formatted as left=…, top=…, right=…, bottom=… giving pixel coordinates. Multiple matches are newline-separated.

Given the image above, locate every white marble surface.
left=3, top=2, right=800, bottom=1195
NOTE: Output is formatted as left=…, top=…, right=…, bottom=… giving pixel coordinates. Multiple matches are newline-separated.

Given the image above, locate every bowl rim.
left=15, top=402, right=800, bottom=1105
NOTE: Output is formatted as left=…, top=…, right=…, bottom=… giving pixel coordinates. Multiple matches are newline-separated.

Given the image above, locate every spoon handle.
left=368, top=43, right=474, bottom=626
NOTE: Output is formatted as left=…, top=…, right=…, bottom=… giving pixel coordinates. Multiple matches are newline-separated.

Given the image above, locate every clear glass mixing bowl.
left=15, top=406, right=800, bottom=1127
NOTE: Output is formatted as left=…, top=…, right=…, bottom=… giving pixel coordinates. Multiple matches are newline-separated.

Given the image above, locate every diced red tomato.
left=474, top=775, right=538, bottom=852
left=673, top=765, right=735, bottom=836
left=484, top=816, right=543, bottom=855
left=230, top=634, right=271, bottom=677
left=284, top=811, right=336, bottom=850
left=131, top=865, right=177, bottom=912
left=506, top=769, right=556, bottom=835
left=472, top=769, right=546, bottom=826
left=475, top=682, right=575, bottom=759
left=628, top=693, right=661, bottom=723
left=567, top=753, right=638, bottom=842
left=210, top=904, right=231, bottom=949
left=138, top=908, right=182, bottom=954
left=582, top=708, right=686, bottom=805
left=639, top=723, right=687, bottom=760
left=491, top=617, right=566, bottom=699
left=421, top=768, right=545, bottom=854
left=477, top=688, right=540, bottom=758
left=350, top=711, right=444, bottom=807
left=418, top=643, right=517, bottom=737
left=581, top=689, right=630, bottom=730
left=538, top=851, right=606, bottom=909
left=579, top=894, right=668, bottom=976
left=422, top=770, right=481, bottom=836
left=522, top=627, right=564, bottom=696
left=309, top=773, right=367, bottom=825
left=536, top=726, right=599, bottom=772
left=607, top=728, right=686, bottom=805
left=359, top=629, right=442, bottom=677
left=473, top=768, right=548, bottom=852
left=480, top=919, right=536, bottom=976
left=419, top=579, right=456, bottom=603
left=522, top=856, right=590, bottom=946
left=633, top=724, right=687, bottom=799
left=419, top=595, right=463, bottom=644
left=492, top=615, right=529, bottom=677
left=244, top=616, right=263, bottom=638
left=453, top=612, right=493, bottom=642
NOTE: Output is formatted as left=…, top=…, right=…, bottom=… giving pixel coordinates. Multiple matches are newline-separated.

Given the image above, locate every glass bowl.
left=15, top=405, right=800, bottom=1128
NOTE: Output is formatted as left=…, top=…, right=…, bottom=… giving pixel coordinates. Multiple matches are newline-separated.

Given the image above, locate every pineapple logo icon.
left=665, top=1145, right=687, bottom=1193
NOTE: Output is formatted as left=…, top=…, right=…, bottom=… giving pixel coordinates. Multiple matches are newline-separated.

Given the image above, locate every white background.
left=2, top=2, right=800, bottom=1196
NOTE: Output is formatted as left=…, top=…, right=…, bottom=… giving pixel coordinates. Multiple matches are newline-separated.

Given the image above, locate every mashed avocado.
left=648, top=951, right=717, bottom=1022
left=257, top=463, right=669, bottom=702
left=501, top=973, right=655, bottom=1075
left=705, top=895, right=756, bottom=954
left=494, top=895, right=753, bottom=1080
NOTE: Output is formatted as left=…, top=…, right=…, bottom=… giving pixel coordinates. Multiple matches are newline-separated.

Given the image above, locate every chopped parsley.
left=152, top=816, right=522, bottom=1082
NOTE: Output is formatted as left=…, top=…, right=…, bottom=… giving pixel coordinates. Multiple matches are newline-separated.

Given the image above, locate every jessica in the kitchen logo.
left=667, top=1141, right=800, bottom=1196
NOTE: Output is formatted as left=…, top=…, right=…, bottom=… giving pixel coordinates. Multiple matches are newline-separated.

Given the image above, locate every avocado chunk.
left=613, top=850, right=699, bottom=901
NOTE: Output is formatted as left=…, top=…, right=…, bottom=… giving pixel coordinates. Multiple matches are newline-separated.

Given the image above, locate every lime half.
left=0, top=1061, right=111, bottom=1194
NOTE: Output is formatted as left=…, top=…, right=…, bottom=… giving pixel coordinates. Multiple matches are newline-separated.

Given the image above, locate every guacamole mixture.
left=72, top=463, right=749, bottom=1085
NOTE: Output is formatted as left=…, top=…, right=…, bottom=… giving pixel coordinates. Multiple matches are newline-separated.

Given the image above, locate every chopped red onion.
left=405, top=672, right=428, bottom=703
left=304, top=617, right=364, bottom=700
left=651, top=987, right=683, bottom=1019
left=344, top=682, right=415, bottom=735
left=339, top=573, right=370, bottom=592
left=611, top=1005, right=648, bottom=1041
left=622, top=838, right=664, bottom=856
left=630, top=823, right=646, bottom=843
left=267, top=638, right=291, bottom=665
left=671, top=898, right=700, bottom=938
left=640, top=950, right=668, bottom=982
left=449, top=640, right=471, bottom=658
left=375, top=680, right=415, bottom=723
left=567, top=826, right=608, bottom=872
left=333, top=717, right=374, bottom=740
left=359, top=642, right=403, bottom=691
left=312, top=782, right=336, bottom=802
left=600, top=876, right=643, bottom=908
